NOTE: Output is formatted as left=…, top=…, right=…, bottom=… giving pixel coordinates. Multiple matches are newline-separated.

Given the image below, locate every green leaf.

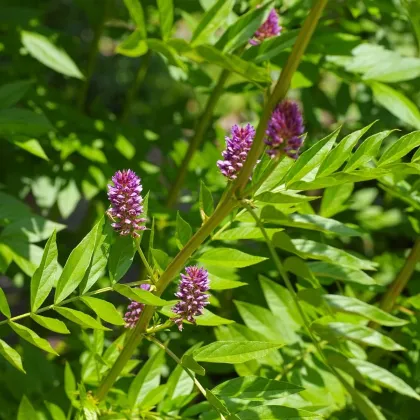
left=317, top=122, right=376, bottom=176
left=80, top=224, right=111, bottom=294
left=323, top=295, right=407, bottom=326
left=198, top=248, right=267, bottom=268
left=235, top=300, right=299, bottom=345
left=8, top=137, right=49, bottom=161
left=370, top=82, right=420, bottom=130
left=64, top=362, right=77, bottom=402
left=148, top=39, right=186, bottom=70
left=199, top=180, right=214, bottom=219
left=313, top=321, right=405, bottom=351
left=54, top=307, right=110, bottom=330
left=45, top=402, right=66, bottom=420
left=182, top=353, right=205, bottom=376
left=378, top=131, right=420, bottom=166
left=206, top=389, right=230, bottom=415
left=412, top=146, right=420, bottom=163
left=0, top=108, right=53, bottom=137
left=114, top=283, right=169, bottom=306
left=243, top=30, right=299, bottom=64
left=2, top=215, right=65, bottom=243
left=21, top=31, right=84, bottom=79
left=0, top=287, right=11, bottom=318
left=234, top=405, right=322, bottom=419
left=344, top=130, right=394, bottom=171
left=18, top=396, right=38, bottom=420
left=0, top=191, right=31, bottom=222
left=0, top=80, right=33, bottom=109
left=215, top=3, right=272, bottom=52
left=212, top=376, right=303, bottom=401
left=191, top=0, right=235, bottom=46
left=30, top=230, right=58, bottom=311
left=176, top=212, right=192, bottom=249
left=308, top=262, right=376, bottom=286
left=194, top=45, right=270, bottom=84
left=195, top=308, right=234, bottom=326
left=128, top=348, right=165, bottom=408
left=123, top=0, right=147, bottom=37
left=320, top=183, right=354, bottom=218
left=193, top=341, right=284, bottom=364
left=283, top=127, right=340, bottom=186
left=108, top=234, right=135, bottom=283
left=55, top=220, right=102, bottom=303
left=157, top=0, right=173, bottom=40
left=291, top=239, right=376, bottom=271
left=116, top=30, right=148, bottom=57
left=81, top=296, right=125, bottom=326
left=151, top=248, right=171, bottom=273
left=255, top=191, right=318, bottom=204
left=216, top=226, right=280, bottom=241
left=31, top=314, right=70, bottom=334
left=348, top=358, right=420, bottom=401
left=9, top=321, right=58, bottom=355
left=0, top=338, right=25, bottom=373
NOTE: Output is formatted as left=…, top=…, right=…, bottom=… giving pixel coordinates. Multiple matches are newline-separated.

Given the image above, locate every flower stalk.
left=95, top=0, right=329, bottom=400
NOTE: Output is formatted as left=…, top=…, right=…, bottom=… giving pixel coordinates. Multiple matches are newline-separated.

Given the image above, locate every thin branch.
left=135, top=237, right=158, bottom=285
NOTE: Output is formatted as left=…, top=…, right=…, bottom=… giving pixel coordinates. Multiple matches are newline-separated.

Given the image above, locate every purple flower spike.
left=171, top=266, right=210, bottom=331
left=250, top=8, right=282, bottom=45
left=107, top=169, right=146, bottom=237
left=124, top=284, right=151, bottom=328
left=265, top=100, right=305, bottom=159
left=217, top=124, right=256, bottom=180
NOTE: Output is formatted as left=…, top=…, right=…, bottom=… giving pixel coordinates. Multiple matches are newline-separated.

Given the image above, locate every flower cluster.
left=171, top=266, right=210, bottom=331
left=107, top=169, right=146, bottom=237
left=217, top=124, right=256, bottom=180
left=265, top=100, right=305, bottom=159
left=124, top=284, right=151, bottom=328
left=250, top=9, right=281, bottom=45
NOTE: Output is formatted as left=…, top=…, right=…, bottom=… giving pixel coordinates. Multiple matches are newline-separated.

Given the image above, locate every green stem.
left=243, top=201, right=326, bottom=358
left=0, top=280, right=148, bottom=327
left=166, top=69, right=231, bottom=207
left=147, top=336, right=227, bottom=420
left=121, top=51, right=151, bottom=122
left=77, top=0, right=110, bottom=111
left=95, top=0, right=328, bottom=400
left=373, top=237, right=420, bottom=324
left=135, top=238, right=158, bottom=285
left=231, top=0, right=329, bottom=196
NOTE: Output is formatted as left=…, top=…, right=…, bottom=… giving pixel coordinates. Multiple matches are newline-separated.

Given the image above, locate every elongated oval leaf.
left=371, top=82, right=420, bottom=130
left=344, top=130, right=394, bottom=171
left=18, top=396, right=37, bottom=420
left=348, top=358, right=420, bottom=401
left=283, top=128, right=340, bottom=186
left=317, top=122, right=376, bottom=176
left=54, top=307, right=110, bottom=331
left=21, top=31, right=84, bottom=79
left=323, top=295, right=407, bottom=326
left=55, top=220, right=102, bottom=303
left=31, top=314, right=70, bottom=334
left=235, top=405, right=322, bottom=419
left=212, top=376, right=304, bottom=400
left=108, top=235, right=135, bottom=283
left=313, top=321, right=405, bottom=351
left=378, top=131, right=420, bottom=166
left=191, top=0, right=235, bottom=46
left=123, top=0, right=146, bottom=37
left=128, top=348, right=165, bottom=408
left=0, top=108, right=53, bottom=137
left=198, top=248, right=267, bottom=268
left=176, top=211, right=192, bottom=249
left=81, top=296, right=125, bottom=325
left=0, top=287, right=11, bottom=318
left=193, top=341, right=284, bottom=363
left=9, top=321, right=58, bottom=355
left=0, top=80, right=33, bottom=109
left=31, top=230, right=58, bottom=311
left=114, top=283, right=169, bottom=306
left=0, top=338, right=25, bottom=372
left=157, top=0, right=173, bottom=40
